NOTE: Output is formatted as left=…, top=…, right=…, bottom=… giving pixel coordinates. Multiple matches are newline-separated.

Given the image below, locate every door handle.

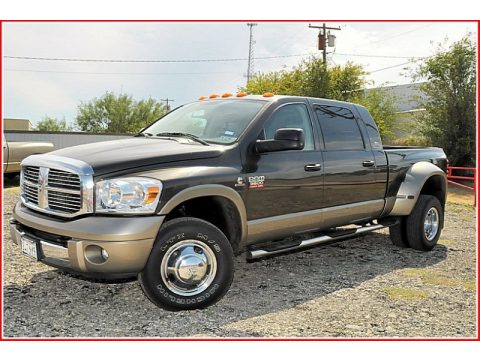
left=304, top=163, right=322, bottom=171
left=362, top=160, right=375, bottom=167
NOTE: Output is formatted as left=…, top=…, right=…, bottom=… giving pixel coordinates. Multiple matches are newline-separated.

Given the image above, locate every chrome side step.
left=247, top=223, right=386, bottom=260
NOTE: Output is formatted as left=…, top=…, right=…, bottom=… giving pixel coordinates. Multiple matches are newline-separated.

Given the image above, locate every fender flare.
left=389, top=161, right=447, bottom=216
left=158, top=184, right=248, bottom=244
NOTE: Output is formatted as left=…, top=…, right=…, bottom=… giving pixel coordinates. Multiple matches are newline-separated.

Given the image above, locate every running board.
left=247, top=223, right=386, bottom=260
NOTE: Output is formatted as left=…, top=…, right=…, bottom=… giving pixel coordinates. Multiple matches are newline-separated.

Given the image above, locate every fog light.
left=101, top=249, right=109, bottom=260
left=84, top=245, right=109, bottom=264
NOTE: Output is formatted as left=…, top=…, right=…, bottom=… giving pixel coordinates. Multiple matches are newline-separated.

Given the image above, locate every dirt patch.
left=2, top=187, right=477, bottom=338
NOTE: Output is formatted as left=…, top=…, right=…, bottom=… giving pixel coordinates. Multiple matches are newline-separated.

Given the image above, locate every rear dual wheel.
left=389, top=195, right=443, bottom=251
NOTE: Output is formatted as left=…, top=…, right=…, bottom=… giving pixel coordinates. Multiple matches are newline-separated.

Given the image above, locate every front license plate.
left=21, top=237, right=39, bottom=260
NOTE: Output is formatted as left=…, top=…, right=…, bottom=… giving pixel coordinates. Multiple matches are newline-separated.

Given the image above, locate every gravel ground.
left=2, top=185, right=477, bottom=338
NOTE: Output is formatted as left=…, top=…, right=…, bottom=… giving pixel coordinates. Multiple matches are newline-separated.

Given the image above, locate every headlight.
left=95, top=177, right=162, bottom=214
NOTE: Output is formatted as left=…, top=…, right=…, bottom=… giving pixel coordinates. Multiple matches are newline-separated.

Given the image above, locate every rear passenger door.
left=312, top=103, right=383, bottom=226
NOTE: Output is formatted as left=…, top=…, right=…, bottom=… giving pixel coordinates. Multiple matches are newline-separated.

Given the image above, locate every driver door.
left=245, top=102, right=324, bottom=220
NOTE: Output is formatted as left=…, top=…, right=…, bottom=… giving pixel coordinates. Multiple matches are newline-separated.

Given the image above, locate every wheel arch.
left=389, top=161, right=447, bottom=216
left=158, top=185, right=247, bottom=254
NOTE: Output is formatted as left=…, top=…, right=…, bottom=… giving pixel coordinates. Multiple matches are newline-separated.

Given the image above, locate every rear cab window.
left=314, top=105, right=365, bottom=150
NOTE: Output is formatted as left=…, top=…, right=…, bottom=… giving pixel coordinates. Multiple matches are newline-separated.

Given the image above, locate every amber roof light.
left=236, top=92, right=248, bottom=97
left=209, top=94, right=220, bottom=99
left=262, top=92, right=274, bottom=97
left=222, top=93, right=233, bottom=98
left=198, top=96, right=207, bottom=101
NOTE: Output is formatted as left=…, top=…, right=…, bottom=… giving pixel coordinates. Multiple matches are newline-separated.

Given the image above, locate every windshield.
left=142, top=100, right=267, bottom=144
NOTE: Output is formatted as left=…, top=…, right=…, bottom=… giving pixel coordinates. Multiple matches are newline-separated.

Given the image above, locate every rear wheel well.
left=164, top=196, right=242, bottom=254
left=420, top=175, right=446, bottom=210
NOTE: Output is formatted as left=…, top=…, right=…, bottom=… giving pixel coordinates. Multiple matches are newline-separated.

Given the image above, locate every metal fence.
left=447, top=166, right=476, bottom=206
left=4, top=130, right=131, bottom=150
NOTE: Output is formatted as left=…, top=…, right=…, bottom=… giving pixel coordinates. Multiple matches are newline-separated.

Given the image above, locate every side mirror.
left=255, top=128, right=305, bottom=153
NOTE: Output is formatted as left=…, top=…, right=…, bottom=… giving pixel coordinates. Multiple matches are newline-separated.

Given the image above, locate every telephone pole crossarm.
left=308, top=23, right=341, bottom=64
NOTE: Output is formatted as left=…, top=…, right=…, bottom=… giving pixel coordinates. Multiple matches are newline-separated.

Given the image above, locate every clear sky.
left=3, top=21, right=476, bottom=127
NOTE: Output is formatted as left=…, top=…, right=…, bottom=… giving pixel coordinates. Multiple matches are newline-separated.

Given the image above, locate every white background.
left=1, top=0, right=478, bottom=358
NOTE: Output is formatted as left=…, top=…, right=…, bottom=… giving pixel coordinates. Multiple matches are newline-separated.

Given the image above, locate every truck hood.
left=50, top=137, right=224, bottom=176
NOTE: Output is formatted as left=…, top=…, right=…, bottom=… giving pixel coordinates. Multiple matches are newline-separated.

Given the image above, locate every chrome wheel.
left=424, top=207, right=440, bottom=241
left=160, top=239, right=217, bottom=296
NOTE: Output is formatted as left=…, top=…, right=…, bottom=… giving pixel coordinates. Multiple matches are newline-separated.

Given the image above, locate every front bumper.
left=11, top=202, right=165, bottom=277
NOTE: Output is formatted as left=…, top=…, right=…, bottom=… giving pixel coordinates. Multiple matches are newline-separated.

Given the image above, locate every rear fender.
left=389, top=161, right=447, bottom=216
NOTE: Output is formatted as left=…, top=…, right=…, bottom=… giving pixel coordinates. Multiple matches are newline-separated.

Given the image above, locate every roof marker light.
left=222, top=93, right=233, bottom=98
left=236, top=92, right=248, bottom=97
left=209, top=94, right=220, bottom=99
left=198, top=96, right=207, bottom=101
left=263, top=92, right=274, bottom=97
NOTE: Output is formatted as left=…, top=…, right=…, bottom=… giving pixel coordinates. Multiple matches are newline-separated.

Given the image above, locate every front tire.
left=139, top=217, right=234, bottom=311
left=405, top=195, right=444, bottom=251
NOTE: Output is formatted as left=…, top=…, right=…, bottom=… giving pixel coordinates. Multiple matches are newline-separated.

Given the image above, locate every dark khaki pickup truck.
left=3, top=134, right=54, bottom=176
left=10, top=95, right=447, bottom=310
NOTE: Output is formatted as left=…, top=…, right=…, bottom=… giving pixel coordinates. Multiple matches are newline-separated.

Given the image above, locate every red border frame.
left=0, top=19, right=478, bottom=342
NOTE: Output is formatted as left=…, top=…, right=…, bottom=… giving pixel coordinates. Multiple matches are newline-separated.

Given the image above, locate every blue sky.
left=2, top=22, right=476, bottom=127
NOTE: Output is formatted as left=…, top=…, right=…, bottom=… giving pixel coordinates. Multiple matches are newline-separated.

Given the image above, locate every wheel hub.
left=174, top=252, right=208, bottom=285
left=424, top=207, right=440, bottom=241
left=160, top=239, right=217, bottom=296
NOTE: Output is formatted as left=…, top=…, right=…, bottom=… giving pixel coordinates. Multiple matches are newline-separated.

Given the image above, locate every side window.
left=263, top=104, right=314, bottom=151
left=315, top=105, right=365, bottom=150
left=365, top=123, right=383, bottom=150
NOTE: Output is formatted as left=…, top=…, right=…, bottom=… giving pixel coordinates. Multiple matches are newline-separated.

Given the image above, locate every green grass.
left=402, top=268, right=476, bottom=291
left=384, top=287, right=429, bottom=300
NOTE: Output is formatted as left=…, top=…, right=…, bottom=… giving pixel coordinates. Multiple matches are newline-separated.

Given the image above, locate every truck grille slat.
left=47, top=195, right=81, bottom=205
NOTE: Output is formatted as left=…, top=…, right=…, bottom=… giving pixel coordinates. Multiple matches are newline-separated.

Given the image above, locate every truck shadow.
left=3, top=232, right=448, bottom=338
left=3, top=174, right=20, bottom=188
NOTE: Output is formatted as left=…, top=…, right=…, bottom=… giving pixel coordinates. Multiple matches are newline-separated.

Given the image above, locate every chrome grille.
left=23, top=166, right=40, bottom=183
left=47, top=190, right=82, bottom=213
left=23, top=180, right=39, bottom=204
left=20, top=155, right=94, bottom=218
left=48, top=169, right=81, bottom=190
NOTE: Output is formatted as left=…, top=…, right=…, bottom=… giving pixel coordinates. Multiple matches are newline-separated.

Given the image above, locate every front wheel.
left=139, top=217, right=234, bottom=311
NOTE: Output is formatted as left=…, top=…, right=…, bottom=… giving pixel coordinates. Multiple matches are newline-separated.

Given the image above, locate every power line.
left=369, top=59, right=425, bottom=73
left=3, top=53, right=311, bottom=63
left=335, top=52, right=422, bottom=59
left=355, top=24, right=434, bottom=48
left=4, top=52, right=424, bottom=63
left=5, top=68, right=239, bottom=75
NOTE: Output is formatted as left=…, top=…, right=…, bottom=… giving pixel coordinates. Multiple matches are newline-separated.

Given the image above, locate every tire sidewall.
left=412, top=196, right=444, bottom=250
left=141, top=218, right=233, bottom=310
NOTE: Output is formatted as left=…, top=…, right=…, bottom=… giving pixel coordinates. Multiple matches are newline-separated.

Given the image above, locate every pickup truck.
left=9, top=94, right=448, bottom=311
left=3, top=134, right=54, bottom=176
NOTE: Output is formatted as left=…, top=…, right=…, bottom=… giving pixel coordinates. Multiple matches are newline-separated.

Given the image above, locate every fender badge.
left=235, top=177, right=245, bottom=187
left=248, top=175, right=265, bottom=189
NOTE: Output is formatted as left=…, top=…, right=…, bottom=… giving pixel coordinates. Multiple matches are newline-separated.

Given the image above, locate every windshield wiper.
left=155, top=132, right=210, bottom=145
left=135, top=132, right=154, bottom=137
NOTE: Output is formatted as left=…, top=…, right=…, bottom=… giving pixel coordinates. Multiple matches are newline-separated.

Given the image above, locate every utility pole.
left=160, top=98, right=174, bottom=111
left=308, top=23, right=341, bottom=64
left=246, top=23, right=257, bottom=84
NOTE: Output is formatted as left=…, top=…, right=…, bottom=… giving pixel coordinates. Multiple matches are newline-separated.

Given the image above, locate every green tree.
left=75, top=92, right=168, bottom=133
left=35, top=116, right=71, bottom=131
left=353, top=88, right=398, bottom=140
left=243, top=56, right=396, bottom=139
left=413, top=35, right=476, bottom=166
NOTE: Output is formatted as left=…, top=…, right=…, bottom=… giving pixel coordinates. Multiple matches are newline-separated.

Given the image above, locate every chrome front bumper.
left=11, top=202, right=165, bottom=277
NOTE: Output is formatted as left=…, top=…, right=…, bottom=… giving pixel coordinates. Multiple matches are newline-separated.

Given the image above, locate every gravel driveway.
left=2, top=186, right=477, bottom=338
